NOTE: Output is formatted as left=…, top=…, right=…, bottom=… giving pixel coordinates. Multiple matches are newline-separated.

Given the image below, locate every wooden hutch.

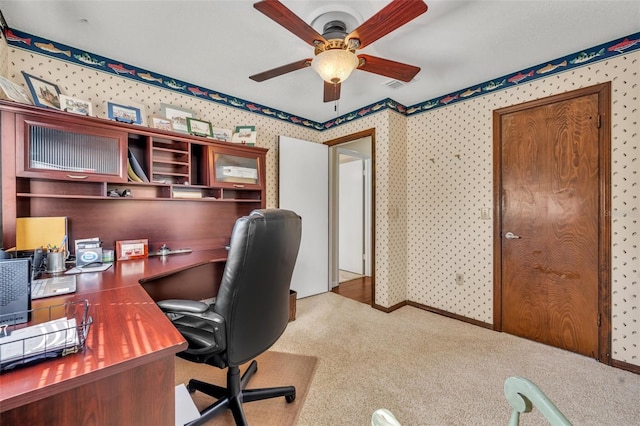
left=0, top=100, right=267, bottom=254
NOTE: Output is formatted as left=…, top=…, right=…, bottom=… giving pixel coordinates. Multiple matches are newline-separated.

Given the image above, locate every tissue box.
left=76, top=247, right=102, bottom=266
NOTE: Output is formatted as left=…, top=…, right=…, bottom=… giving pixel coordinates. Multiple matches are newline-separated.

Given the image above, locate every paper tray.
left=0, top=300, right=92, bottom=373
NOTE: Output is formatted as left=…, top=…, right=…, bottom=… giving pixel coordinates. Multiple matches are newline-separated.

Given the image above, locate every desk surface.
left=0, top=249, right=228, bottom=412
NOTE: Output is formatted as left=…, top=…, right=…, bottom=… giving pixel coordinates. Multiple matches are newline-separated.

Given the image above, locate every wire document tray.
left=0, top=300, right=92, bottom=372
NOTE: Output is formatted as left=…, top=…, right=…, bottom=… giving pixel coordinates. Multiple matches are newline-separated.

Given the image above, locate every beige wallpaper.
left=5, top=48, right=320, bottom=208
left=406, top=51, right=640, bottom=366
left=4, top=41, right=638, bottom=367
left=0, top=33, right=7, bottom=76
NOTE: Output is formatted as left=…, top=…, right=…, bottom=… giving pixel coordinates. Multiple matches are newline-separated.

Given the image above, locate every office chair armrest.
left=158, top=300, right=227, bottom=358
left=175, top=312, right=227, bottom=359
left=179, top=325, right=226, bottom=355
left=158, top=299, right=209, bottom=313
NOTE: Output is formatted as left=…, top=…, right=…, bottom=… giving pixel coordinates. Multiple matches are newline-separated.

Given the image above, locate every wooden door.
left=494, top=84, right=611, bottom=361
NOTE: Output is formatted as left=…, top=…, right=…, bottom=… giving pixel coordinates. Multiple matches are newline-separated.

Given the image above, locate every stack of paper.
left=0, top=317, right=78, bottom=370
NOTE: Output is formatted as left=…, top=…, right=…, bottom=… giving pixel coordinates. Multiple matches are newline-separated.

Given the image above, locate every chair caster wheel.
left=186, top=384, right=196, bottom=394
left=285, top=393, right=296, bottom=403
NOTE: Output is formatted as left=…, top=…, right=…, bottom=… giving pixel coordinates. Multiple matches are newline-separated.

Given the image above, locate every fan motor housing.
left=314, top=20, right=359, bottom=55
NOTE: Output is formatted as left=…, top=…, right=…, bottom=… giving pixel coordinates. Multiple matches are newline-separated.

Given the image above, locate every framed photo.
left=118, top=100, right=147, bottom=126
left=231, top=125, right=257, bottom=146
left=59, top=94, right=92, bottom=116
left=186, top=117, right=213, bottom=137
left=107, top=101, right=142, bottom=124
left=116, top=238, right=149, bottom=261
left=0, top=75, right=33, bottom=105
left=150, top=116, right=173, bottom=131
left=211, top=127, right=232, bottom=142
left=160, top=103, right=194, bottom=134
left=21, top=71, right=61, bottom=109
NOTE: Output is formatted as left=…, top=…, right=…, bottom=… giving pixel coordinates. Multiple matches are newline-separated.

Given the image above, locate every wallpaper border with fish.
left=4, top=27, right=640, bottom=130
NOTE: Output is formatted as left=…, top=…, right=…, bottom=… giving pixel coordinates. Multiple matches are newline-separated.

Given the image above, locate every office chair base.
left=186, top=360, right=296, bottom=426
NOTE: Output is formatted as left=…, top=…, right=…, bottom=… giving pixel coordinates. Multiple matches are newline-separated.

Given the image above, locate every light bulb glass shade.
left=311, top=49, right=359, bottom=84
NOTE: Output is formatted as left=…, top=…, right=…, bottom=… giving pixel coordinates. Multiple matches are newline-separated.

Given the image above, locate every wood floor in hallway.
left=331, top=276, right=372, bottom=305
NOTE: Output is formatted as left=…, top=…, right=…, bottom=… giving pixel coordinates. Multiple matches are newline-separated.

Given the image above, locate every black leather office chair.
left=158, top=209, right=302, bottom=426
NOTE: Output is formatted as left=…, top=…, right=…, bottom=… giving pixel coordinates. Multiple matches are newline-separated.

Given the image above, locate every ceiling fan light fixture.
left=311, top=49, right=359, bottom=84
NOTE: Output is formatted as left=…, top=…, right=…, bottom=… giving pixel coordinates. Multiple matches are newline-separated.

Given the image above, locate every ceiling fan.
left=249, top=0, right=428, bottom=102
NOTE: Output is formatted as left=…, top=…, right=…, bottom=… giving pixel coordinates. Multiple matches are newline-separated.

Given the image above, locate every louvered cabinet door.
left=16, top=113, right=127, bottom=183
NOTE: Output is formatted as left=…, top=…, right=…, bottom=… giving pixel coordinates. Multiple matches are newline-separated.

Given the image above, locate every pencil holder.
left=46, top=251, right=66, bottom=274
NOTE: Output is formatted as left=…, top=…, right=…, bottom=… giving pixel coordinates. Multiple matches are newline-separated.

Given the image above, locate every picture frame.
left=150, top=116, right=173, bottom=131
left=107, top=101, right=142, bottom=124
left=0, top=75, right=33, bottom=105
left=186, top=117, right=213, bottom=137
left=231, top=125, right=257, bottom=146
left=211, top=127, right=232, bottom=142
left=115, top=238, right=149, bottom=261
left=59, top=94, right=92, bottom=116
left=160, top=103, right=194, bottom=134
left=21, top=71, right=61, bottom=109
left=116, top=100, right=147, bottom=126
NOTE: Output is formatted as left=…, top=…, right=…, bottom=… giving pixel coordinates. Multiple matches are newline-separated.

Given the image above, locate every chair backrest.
left=213, top=209, right=302, bottom=366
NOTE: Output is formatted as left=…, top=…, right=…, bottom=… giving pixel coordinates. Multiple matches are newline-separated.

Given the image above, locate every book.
left=172, top=189, right=203, bottom=199
left=128, top=149, right=149, bottom=182
left=127, top=161, right=143, bottom=182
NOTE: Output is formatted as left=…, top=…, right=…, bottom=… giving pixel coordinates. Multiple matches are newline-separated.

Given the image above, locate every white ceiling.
left=1, top=0, right=639, bottom=123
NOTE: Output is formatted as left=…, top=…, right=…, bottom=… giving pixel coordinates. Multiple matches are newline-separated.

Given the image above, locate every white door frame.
left=326, top=130, right=375, bottom=299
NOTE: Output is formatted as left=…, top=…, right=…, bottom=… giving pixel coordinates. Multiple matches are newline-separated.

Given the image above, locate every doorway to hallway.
left=326, top=129, right=375, bottom=306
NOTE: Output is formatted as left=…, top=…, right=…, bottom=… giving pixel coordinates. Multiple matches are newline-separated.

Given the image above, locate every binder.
left=16, top=217, right=67, bottom=251
left=128, top=149, right=149, bottom=182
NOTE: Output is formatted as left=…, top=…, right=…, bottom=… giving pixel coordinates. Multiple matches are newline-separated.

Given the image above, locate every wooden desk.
left=0, top=249, right=227, bottom=425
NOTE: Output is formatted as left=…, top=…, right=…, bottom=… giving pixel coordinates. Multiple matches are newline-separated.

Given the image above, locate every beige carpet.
left=175, top=351, right=318, bottom=425
left=271, top=292, right=640, bottom=426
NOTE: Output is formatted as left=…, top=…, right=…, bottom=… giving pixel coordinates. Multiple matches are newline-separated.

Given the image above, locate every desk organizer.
left=0, top=300, right=92, bottom=372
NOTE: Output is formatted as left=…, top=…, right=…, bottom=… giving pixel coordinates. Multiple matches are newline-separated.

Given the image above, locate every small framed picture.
left=150, top=116, right=173, bottom=131
left=231, top=125, right=257, bottom=146
left=161, top=103, right=194, bottom=134
left=211, top=127, right=232, bottom=142
left=0, top=76, right=33, bottom=105
left=107, top=101, right=142, bottom=124
left=116, top=238, right=149, bottom=261
left=21, top=71, right=61, bottom=109
left=59, top=94, right=92, bottom=116
left=186, top=117, right=213, bottom=137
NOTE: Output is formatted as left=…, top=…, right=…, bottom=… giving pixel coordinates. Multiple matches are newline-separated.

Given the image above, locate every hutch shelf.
left=1, top=100, right=267, bottom=252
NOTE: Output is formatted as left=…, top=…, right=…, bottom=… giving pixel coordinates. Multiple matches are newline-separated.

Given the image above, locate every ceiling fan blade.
left=249, top=59, right=312, bottom=82
left=357, top=54, right=420, bottom=82
left=324, top=81, right=341, bottom=103
left=254, top=0, right=327, bottom=46
left=346, top=0, right=428, bottom=49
